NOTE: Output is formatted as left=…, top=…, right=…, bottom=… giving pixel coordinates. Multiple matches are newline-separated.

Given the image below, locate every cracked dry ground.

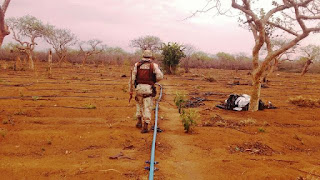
left=1, top=61, right=320, bottom=179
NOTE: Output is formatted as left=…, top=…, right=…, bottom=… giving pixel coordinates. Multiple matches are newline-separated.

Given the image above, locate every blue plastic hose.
left=148, top=83, right=163, bottom=180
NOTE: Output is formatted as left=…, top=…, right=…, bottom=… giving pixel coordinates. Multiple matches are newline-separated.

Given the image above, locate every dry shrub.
left=203, top=76, right=216, bottom=82
left=229, top=142, right=276, bottom=156
left=289, top=96, right=320, bottom=107
left=239, top=118, right=257, bottom=126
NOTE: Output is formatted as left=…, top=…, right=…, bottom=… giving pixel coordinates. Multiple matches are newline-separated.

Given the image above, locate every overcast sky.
left=3, top=0, right=320, bottom=55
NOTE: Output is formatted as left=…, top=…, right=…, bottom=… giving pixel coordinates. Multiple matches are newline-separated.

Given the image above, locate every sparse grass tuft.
left=289, top=96, right=320, bottom=107
left=239, top=118, right=257, bottom=126
left=215, top=120, right=227, bottom=127
left=84, top=104, right=96, bottom=109
left=14, top=109, right=26, bottom=116
left=81, top=89, right=89, bottom=93
left=32, top=96, right=40, bottom=101
left=180, top=109, right=198, bottom=133
left=122, top=85, right=128, bottom=93
left=2, top=119, right=8, bottom=124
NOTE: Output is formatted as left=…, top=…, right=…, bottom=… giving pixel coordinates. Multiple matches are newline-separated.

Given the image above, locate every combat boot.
left=136, top=117, right=142, bottom=128
left=141, top=122, right=149, bottom=133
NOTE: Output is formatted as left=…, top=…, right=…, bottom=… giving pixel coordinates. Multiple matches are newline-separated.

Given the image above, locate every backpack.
left=136, top=61, right=156, bottom=86
left=225, top=94, right=240, bottom=110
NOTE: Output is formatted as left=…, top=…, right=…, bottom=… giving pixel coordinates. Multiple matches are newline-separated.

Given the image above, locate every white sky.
left=3, top=0, right=320, bottom=55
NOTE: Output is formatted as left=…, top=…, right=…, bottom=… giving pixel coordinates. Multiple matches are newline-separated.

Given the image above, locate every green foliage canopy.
left=161, top=42, right=185, bottom=74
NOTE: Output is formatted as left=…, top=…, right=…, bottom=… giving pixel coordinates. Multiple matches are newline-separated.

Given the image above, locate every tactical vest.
left=136, top=61, right=156, bottom=86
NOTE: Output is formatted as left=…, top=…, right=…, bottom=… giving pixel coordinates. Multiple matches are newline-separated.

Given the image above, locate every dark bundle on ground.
left=184, top=97, right=207, bottom=108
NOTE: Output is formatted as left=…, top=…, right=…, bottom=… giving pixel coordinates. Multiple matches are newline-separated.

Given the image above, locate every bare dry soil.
left=0, top=61, right=320, bottom=179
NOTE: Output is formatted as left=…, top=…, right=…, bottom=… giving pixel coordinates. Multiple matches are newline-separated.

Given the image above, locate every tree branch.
left=1, top=0, right=11, bottom=14
left=267, top=21, right=299, bottom=36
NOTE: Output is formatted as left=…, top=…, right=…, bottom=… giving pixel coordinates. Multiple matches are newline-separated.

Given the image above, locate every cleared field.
left=1, top=61, right=320, bottom=179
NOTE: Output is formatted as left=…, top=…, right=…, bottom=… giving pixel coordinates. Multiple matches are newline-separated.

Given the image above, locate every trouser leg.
left=135, top=96, right=143, bottom=128
left=142, top=96, right=152, bottom=124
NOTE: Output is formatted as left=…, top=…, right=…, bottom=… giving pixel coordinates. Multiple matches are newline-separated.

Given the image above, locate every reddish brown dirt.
left=1, top=61, right=320, bottom=179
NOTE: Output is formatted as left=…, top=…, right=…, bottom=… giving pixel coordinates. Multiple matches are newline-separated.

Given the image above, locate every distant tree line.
left=1, top=15, right=320, bottom=75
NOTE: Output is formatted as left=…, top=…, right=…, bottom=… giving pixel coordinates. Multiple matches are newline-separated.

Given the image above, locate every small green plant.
left=0, top=129, right=7, bottom=137
left=84, top=104, right=96, bottom=109
left=174, top=92, right=186, bottom=114
left=81, top=89, right=89, bottom=93
left=258, top=127, right=266, bottom=133
left=19, top=91, right=24, bottom=98
left=32, top=96, right=40, bottom=101
left=2, top=119, right=8, bottom=124
left=180, top=109, right=198, bottom=133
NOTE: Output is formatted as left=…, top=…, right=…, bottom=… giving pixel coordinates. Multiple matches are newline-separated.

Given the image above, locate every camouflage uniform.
left=129, top=50, right=163, bottom=133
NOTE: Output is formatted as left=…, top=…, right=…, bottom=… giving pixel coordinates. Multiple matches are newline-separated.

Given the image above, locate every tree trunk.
left=15, top=56, right=21, bottom=70
left=0, top=0, right=11, bottom=48
left=301, top=59, right=312, bottom=76
left=0, top=35, right=4, bottom=47
left=48, top=49, right=52, bottom=78
left=185, top=58, right=190, bottom=73
left=82, top=56, right=88, bottom=66
left=249, top=73, right=261, bottom=111
left=27, top=52, right=34, bottom=70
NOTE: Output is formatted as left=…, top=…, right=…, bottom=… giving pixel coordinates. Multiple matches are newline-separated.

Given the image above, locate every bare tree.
left=0, top=0, right=11, bottom=47
left=6, top=15, right=45, bottom=70
left=299, top=44, right=320, bottom=76
left=44, top=25, right=77, bottom=66
left=193, top=0, right=320, bottom=111
left=79, top=39, right=104, bottom=65
left=130, top=35, right=162, bottom=52
left=181, top=44, right=196, bottom=73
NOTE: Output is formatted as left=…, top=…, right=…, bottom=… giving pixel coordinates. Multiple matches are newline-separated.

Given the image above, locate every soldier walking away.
left=129, top=50, right=163, bottom=133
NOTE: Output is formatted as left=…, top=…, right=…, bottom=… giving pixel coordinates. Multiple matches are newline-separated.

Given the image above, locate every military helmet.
left=142, top=50, right=153, bottom=58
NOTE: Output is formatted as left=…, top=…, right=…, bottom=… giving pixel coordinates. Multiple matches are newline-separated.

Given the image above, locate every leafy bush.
left=161, top=42, right=185, bottom=74
left=180, top=109, right=198, bottom=133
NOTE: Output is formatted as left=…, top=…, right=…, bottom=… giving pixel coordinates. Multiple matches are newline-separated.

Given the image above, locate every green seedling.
left=174, top=92, right=186, bottom=114
left=180, top=109, right=198, bottom=133
left=258, top=127, right=266, bottom=133
left=32, top=96, right=40, bottom=101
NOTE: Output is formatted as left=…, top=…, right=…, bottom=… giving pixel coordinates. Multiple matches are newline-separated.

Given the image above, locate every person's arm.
left=153, top=63, right=163, bottom=82
left=128, top=63, right=138, bottom=92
